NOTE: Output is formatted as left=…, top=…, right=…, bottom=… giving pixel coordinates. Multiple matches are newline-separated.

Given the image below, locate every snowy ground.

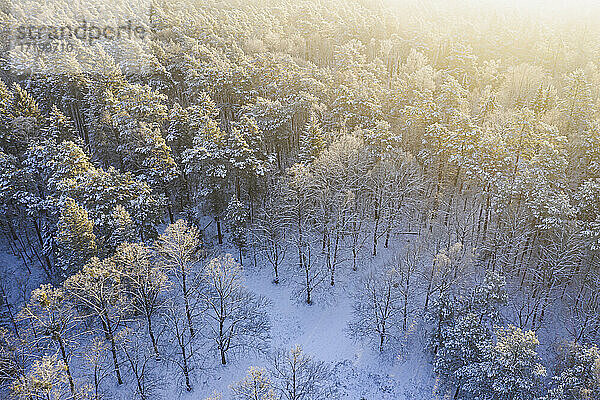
left=0, top=232, right=436, bottom=399
left=182, top=263, right=435, bottom=400
left=183, top=233, right=436, bottom=400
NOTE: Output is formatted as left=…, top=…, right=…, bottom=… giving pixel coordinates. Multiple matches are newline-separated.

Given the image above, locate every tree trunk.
left=273, top=261, right=279, bottom=284
left=181, top=269, right=194, bottom=339
left=402, top=295, right=408, bottom=332
left=373, top=200, right=380, bottom=256
left=124, top=347, right=147, bottom=400
left=102, top=317, right=123, bottom=385
left=215, top=216, right=223, bottom=244
left=58, top=336, right=76, bottom=395
left=93, top=363, right=100, bottom=400
left=305, top=264, right=312, bottom=305
left=181, top=343, right=192, bottom=391
left=146, top=313, right=160, bottom=358
left=220, top=348, right=227, bottom=365
left=219, top=318, right=227, bottom=365
left=454, top=383, right=461, bottom=399
left=424, top=259, right=436, bottom=312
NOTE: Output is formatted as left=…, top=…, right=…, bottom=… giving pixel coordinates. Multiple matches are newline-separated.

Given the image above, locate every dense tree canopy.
left=1, top=0, right=600, bottom=399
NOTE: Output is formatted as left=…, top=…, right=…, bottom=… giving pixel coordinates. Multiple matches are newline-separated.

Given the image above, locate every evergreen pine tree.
left=459, top=325, right=546, bottom=400
left=298, top=115, right=326, bottom=164
left=55, top=198, right=97, bottom=277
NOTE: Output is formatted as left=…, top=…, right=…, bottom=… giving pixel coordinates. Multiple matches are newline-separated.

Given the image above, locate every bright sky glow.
left=387, top=0, right=600, bottom=13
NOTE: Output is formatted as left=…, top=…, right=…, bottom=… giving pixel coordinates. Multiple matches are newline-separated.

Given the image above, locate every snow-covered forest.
left=1, top=0, right=600, bottom=399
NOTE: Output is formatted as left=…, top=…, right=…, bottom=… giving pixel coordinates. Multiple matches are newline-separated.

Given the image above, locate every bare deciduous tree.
left=64, top=257, right=127, bottom=385
left=114, top=242, right=169, bottom=358
left=292, top=234, right=326, bottom=306
left=18, top=284, right=80, bottom=395
left=83, top=338, right=111, bottom=400
left=200, top=254, right=270, bottom=365
left=270, top=345, right=331, bottom=400
left=12, top=353, right=84, bottom=400
left=119, top=324, right=161, bottom=400
left=253, top=193, right=291, bottom=284
left=348, top=267, right=404, bottom=352
left=156, top=220, right=202, bottom=340
left=0, top=328, right=23, bottom=396
left=230, top=366, right=277, bottom=400
left=164, top=300, right=194, bottom=392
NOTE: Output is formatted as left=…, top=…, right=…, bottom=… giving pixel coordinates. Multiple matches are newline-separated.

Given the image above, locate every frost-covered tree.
left=90, top=80, right=169, bottom=174
left=432, top=269, right=507, bottom=385
left=44, top=106, right=78, bottom=144
left=104, top=205, right=137, bottom=255
left=166, top=94, right=219, bottom=161
left=424, top=242, right=472, bottom=312
left=394, top=245, right=423, bottom=332
left=561, top=69, right=593, bottom=137
left=344, top=189, right=369, bottom=272
left=226, top=199, right=249, bottom=265
left=113, top=242, right=169, bottom=357
left=270, top=345, right=330, bottom=400
left=434, top=313, right=493, bottom=398
left=204, top=391, right=223, bottom=400
left=285, top=164, right=328, bottom=303
left=183, top=118, right=230, bottom=244
left=565, top=278, right=600, bottom=345
left=199, top=254, right=270, bottom=365
left=368, top=148, right=424, bottom=255
left=82, top=338, right=111, bottom=400
left=119, top=324, right=161, bottom=400
left=298, top=116, right=326, bottom=164
left=0, top=83, right=41, bottom=158
left=293, top=236, right=325, bottom=306
left=119, top=122, right=178, bottom=194
left=348, top=267, right=404, bottom=352
left=156, top=220, right=202, bottom=339
left=575, top=179, right=600, bottom=250
left=543, top=342, right=600, bottom=400
left=253, top=192, right=291, bottom=284
left=18, top=284, right=79, bottom=395
left=467, top=271, right=508, bottom=326
left=227, top=116, right=270, bottom=202
left=55, top=198, right=97, bottom=276
left=11, top=354, right=81, bottom=400
left=164, top=300, right=194, bottom=392
left=458, top=325, right=546, bottom=400
left=361, top=119, right=399, bottom=154
left=231, top=366, right=277, bottom=400
left=306, top=133, right=374, bottom=285
left=19, top=138, right=93, bottom=275
left=64, top=257, right=127, bottom=385
left=0, top=328, right=23, bottom=396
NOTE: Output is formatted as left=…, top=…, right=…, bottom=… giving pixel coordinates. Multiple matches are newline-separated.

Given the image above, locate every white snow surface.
left=181, top=237, right=436, bottom=400
left=1, top=233, right=437, bottom=400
